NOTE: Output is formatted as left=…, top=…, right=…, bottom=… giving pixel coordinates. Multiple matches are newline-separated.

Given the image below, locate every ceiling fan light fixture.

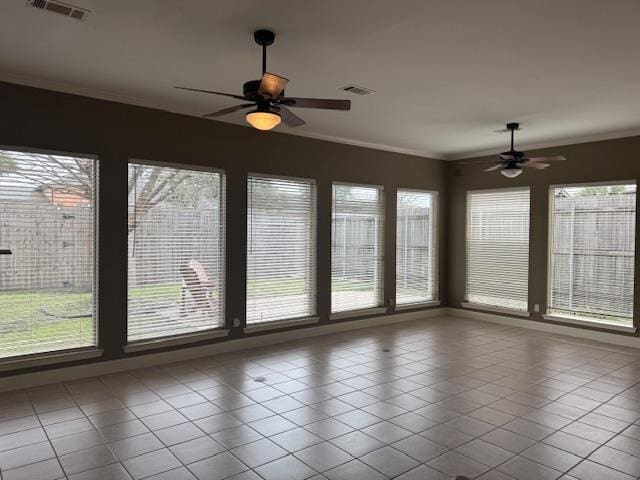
left=245, top=110, right=281, bottom=130
left=501, top=166, right=523, bottom=178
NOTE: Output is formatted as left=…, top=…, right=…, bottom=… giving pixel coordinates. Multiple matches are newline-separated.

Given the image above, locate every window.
left=466, top=188, right=530, bottom=311
left=246, top=175, right=316, bottom=324
left=396, top=189, right=438, bottom=306
left=548, top=183, right=636, bottom=326
left=127, top=163, right=224, bottom=342
left=0, top=149, right=96, bottom=358
left=331, top=183, right=385, bottom=313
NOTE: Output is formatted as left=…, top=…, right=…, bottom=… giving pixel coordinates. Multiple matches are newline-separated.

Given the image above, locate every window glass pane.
left=466, top=188, right=530, bottom=311
left=247, top=176, right=316, bottom=324
left=127, top=163, right=224, bottom=341
left=331, top=184, right=384, bottom=313
left=549, top=183, right=636, bottom=325
left=396, top=190, right=438, bottom=305
left=0, top=149, right=96, bottom=358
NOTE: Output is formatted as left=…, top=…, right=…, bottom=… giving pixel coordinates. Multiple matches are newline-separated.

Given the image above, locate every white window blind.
left=332, top=183, right=384, bottom=313
left=0, top=149, right=96, bottom=358
left=549, top=183, right=636, bottom=326
left=396, top=189, right=438, bottom=306
left=246, top=175, right=316, bottom=324
left=466, top=188, right=530, bottom=311
left=127, top=163, right=225, bottom=342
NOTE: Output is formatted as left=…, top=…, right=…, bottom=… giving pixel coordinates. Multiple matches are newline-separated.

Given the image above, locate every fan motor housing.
left=243, top=80, right=262, bottom=100
left=501, top=150, right=525, bottom=159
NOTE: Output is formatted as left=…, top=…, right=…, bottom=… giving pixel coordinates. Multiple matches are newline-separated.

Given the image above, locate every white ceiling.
left=2, top=0, right=640, bottom=159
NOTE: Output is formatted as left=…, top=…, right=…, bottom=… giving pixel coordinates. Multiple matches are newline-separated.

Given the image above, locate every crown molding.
left=3, top=71, right=640, bottom=162
left=446, top=128, right=640, bottom=161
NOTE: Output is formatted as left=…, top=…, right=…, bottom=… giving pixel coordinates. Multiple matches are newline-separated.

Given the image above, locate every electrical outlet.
left=233, top=317, right=240, bottom=327
left=534, top=304, right=540, bottom=313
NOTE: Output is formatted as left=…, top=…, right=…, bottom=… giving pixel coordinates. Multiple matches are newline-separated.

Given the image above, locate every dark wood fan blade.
left=258, top=73, right=289, bottom=100
left=459, top=159, right=496, bottom=165
left=522, top=162, right=550, bottom=169
left=484, top=164, right=503, bottom=172
left=278, top=106, right=305, bottom=127
left=174, top=86, right=246, bottom=101
left=526, top=155, right=566, bottom=163
left=202, top=103, right=255, bottom=118
left=279, top=97, right=351, bottom=110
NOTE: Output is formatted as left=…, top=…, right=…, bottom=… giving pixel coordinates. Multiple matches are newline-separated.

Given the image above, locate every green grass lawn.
left=242, top=277, right=375, bottom=298
left=127, top=278, right=372, bottom=301
left=128, top=282, right=181, bottom=300
left=1, top=290, right=92, bottom=321
left=0, top=290, right=95, bottom=357
left=0, top=316, right=94, bottom=357
left=0, top=276, right=379, bottom=356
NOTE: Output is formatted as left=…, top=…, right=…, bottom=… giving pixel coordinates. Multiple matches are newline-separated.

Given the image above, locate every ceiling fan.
left=175, top=29, right=351, bottom=131
left=462, top=123, right=566, bottom=178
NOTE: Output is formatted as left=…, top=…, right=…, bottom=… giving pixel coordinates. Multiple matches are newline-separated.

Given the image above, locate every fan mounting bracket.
left=254, top=29, right=275, bottom=46
left=506, top=122, right=520, bottom=131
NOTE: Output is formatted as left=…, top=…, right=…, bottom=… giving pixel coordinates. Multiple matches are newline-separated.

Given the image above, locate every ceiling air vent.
left=27, top=0, right=89, bottom=21
left=341, top=84, right=375, bottom=95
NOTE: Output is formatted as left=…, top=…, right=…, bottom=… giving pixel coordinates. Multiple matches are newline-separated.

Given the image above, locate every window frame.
left=395, top=187, right=440, bottom=309
left=545, top=180, right=637, bottom=332
left=125, top=159, right=227, bottom=348
left=329, top=181, right=386, bottom=319
left=0, top=145, right=101, bottom=367
left=464, top=186, right=532, bottom=316
left=245, top=172, right=318, bottom=329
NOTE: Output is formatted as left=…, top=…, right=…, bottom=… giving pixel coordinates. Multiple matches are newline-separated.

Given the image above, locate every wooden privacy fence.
left=0, top=202, right=94, bottom=291
left=1, top=205, right=433, bottom=291
left=396, top=209, right=432, bottom=288
left=129, top=206, right=221, bottom=286
left=551, top=193, right=636, bottom=316
left=247, top=208, right=312, bottom=280
left=332, top=213, right=379, bottom=281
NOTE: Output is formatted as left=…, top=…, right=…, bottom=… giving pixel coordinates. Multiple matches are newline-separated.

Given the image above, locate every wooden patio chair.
left=179, top=259, right=216, bottom=317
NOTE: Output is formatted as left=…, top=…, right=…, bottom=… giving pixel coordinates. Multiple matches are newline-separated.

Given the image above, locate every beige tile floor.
left=0, top=315, right=639, bottom=480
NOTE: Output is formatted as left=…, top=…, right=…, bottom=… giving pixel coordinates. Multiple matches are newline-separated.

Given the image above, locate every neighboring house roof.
left=34, top=185, right=90, bottom=206
left=0, top=176, right=89, bottom=205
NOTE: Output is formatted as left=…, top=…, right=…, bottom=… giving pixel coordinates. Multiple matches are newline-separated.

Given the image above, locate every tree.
left=576, top=185, right=626, bottom=196
left=127, top=165, right=203, bottom=234
left=0, top=154, right=16, bottom=171
left=0, top=151, right=210, bottom=234
left=1, top=151, right=227, bottom=289
left=1, top=152, right=93, bottom=198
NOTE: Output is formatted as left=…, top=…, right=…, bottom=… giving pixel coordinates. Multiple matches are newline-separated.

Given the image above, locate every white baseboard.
left=0, top=308, right=446, bottom=392
left=447, top=308, right=640, bottom=350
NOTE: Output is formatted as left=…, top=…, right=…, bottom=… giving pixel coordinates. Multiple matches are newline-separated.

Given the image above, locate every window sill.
left=124, top=329, right=229, bottom=353
left=329, top=306, right=387, bottom=321
left=543, top=314, right=637, bottom=333
left=461, top=302, right=531, bottom=318
left=244, top=316, right=320, bottom=333
left=395, top=300, right=441, bottom=311
left=0, top=347, right=104, bottom=372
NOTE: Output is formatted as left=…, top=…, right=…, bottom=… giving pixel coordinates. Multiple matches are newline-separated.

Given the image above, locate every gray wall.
left=447, top=136, right=640, bottom=333
left=6, top=78, right=640, bottom=376
left=0, top=81, right=448, bottom=373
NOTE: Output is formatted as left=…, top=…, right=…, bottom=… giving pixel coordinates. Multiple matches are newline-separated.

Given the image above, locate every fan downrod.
left=254, top=30, right=275, bottom=75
